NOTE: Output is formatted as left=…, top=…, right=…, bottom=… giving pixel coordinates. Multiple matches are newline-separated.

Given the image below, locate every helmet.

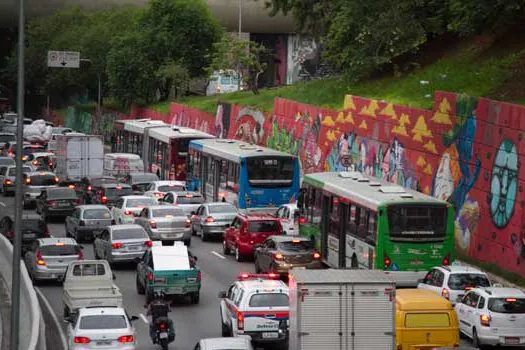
left=153, top=291, right=166, bottom=300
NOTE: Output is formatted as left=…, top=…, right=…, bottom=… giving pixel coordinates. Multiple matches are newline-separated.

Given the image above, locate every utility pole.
left=238, top=0, right=242, bottom=39
left=11, top=0, right=25, bottom=347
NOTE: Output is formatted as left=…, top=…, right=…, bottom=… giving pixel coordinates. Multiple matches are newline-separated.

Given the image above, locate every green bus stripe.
left=303, top=176, right=324, bottom=188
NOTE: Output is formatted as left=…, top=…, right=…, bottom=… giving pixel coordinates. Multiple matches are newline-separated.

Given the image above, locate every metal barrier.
left=0, top=234, right=44, bottom=350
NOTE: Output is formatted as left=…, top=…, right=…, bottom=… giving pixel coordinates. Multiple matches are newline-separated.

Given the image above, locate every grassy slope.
left=150, top=44, right=523, bottom=114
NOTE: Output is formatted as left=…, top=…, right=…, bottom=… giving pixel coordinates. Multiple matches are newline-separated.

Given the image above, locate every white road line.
left=211, top=251, right=226, bottom=260
left=0, top=202, right=5, bottom=207
left=140, top=313, right=149, bottom=324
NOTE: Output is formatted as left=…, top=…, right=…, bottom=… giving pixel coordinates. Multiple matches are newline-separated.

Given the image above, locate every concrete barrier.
left=35, top=288, right=67, bottom=350
left=0, top=234, right=43, bottom=350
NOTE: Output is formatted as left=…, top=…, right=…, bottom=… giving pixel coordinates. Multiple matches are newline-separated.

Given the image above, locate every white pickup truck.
left=62, top=260, right=123, bottom=318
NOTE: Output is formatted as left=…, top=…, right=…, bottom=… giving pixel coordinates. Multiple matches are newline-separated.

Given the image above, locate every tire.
left=201, top=231, right=208, bottom=242
left=184, top=239, right=191, bottom=247
left=160, top=338, right=168, bottom=350
left=136, top=275, right=145, bottom=295
left=221, top=321, right=230, bottom=337
left=145, top=289, right=153, bottom=303
left=63, top=305, right=70, bottom=319
left=235, top=247, right=244, bottom=262
left=472, top=328, right=486, bottom=349
left=222, top=240, right=230, bottom=255
left=254, top=258, right=261, bottom=273
left=191, top=293, right=200, bottom=304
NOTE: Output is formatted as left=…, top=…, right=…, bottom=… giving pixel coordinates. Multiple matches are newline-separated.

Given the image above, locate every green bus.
left=298, top=171, right=455, bottom=286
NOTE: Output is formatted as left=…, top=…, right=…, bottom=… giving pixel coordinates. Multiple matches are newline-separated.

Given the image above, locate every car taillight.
left=441, top=288, right=450, bottom=300
left=25, top=178, right=31, bottom=184
left=3, top=179, right=11, bottom=185
left=87, top=185, right=92, bottom=191
left=112, top=242, right=122, bottom=249
left=68, top=184, right=75, bottom=189
left=73, top=336, right=90, bottom=344
left=117, top=335, right=134, bottom=343
left=480, top=314, right=491, bottom=327
left=237, top=313, right=244, bottom=330
left=384, top=254, right=391, bottom=269
left=54, top=177, right=59, bottom=183
left=36, top=249, right=46, bottom=266
left=101, top=196, right=107, bottom=204
left=312, top=252, right=321, bottom=259
left=147, top=272, right=153, bottom=281
left=32, top=160, right=38, bottom=165
left=273, top=253, right=284, bottom=260
left=79, top=220, right=85, bottom=226
left=205, top=216, right=214, bottom=223
left=149, top=220, right=157, bottom=229
left=185, top=218, right=191, bottom=227
left=159, top=323, right=166, bottom=330
left=77, top=249, right=84, bottom=260
left=442, top=254, right=450, bottom=266
left=125, top=210, right=132, bottom=216
left=299, top=217, right=306, bottom=224
left=47, top=200, right=57, bottom=207
left=144, top=240, right=152, bottom=247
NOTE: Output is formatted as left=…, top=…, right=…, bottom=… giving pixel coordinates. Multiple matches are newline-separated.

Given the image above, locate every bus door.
left=200, top=156, right=208, bottom=196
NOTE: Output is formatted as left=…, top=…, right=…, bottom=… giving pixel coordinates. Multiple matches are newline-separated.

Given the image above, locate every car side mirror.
left=129, top=315, right=139, bottom=322
left=218, top=291, right=227, bottom=298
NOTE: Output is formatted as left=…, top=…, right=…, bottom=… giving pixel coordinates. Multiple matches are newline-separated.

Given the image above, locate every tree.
left=155, top=60, right=190, bottom=100
left=207, top=35, right=268, bottom=94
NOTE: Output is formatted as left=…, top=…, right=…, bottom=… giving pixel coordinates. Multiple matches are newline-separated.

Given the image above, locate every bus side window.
left=366, top=213, right=377, bottom=246
left=219, top=160, right=228, bottom=187
left=207, top=159, right=215, bottom=185
left=346, top=205, right=357, bottom=236
left=311, top=189, right=322, bottom=225
left=357, top=208, right=367, bottom=240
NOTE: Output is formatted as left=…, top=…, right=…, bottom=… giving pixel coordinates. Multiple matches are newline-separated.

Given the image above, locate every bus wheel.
left=351, top=254, right=358, bottom=269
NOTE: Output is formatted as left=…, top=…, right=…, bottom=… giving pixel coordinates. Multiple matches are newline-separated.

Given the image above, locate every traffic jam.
left=2, top=115, right=525, bottom=350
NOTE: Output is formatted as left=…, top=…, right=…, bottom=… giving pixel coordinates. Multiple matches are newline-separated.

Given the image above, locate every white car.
left=66, top=307, right=138, bottom=349
left=194, top=336, right=254, bottom=350
left=417, top=265, right=491, bottom=304
left=144, top=180, right=186, bottom=200
left=455, top=287, right=525, bottom=348
left=275, top=203, right=302, bottom=235
left=111, top=195, right=157, bottom=224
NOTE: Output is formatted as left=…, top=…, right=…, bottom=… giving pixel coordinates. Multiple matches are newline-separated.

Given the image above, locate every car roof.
left=78, top=307, right=127, bottom=316
left=168, top=191, right=202, bottom=196
left=109, top=224, right=143, bottom=231
left=146, top=205, right=182, bottom=211
left=121, top=195, right=153, bottom=200
left=37, top=237, right=77, bottom=246
left=205, top=202, right=236, bottom=207
left=200, top=337, right=251, bottom=349
left=396, top=289, right=453, bottom=311
left=99, top=183, right=131, bottom=189
left=26, top=171, right=56, bottom=177
left=438, top=265, right=485, bottom=274
left=153, top=180, right=185, bottom=186
left=77, top=205, right=110, bottom=210
left=476, top=287, right=525, bottom=298
left=269, top=235, right=310, bottom=243
left=238, top=279, right=288, bottom=290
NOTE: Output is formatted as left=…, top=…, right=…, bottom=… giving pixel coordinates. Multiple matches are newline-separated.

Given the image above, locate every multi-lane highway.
left=0, top=194, right=479, bottom=349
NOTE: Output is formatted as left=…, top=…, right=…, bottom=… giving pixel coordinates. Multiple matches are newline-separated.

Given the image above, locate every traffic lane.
left=39, top=220, right=254, bottom=349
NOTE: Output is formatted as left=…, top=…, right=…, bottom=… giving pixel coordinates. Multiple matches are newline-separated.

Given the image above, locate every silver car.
left=191, top=202, right=238, bottom=241
left=24, top=238, right=83, bottom=283
left=134, top=206, right=192, bottom=246
left=0, top=164, right=32, bottom=195
left=22, top=171, right=59, bottom=208
left=65, top=205, right=114, bottom=243
left=194, top=336, right=253, bottom=350
left=93, top=224, right=151, bottom=264
left=160, top=191, right=205, bottom=216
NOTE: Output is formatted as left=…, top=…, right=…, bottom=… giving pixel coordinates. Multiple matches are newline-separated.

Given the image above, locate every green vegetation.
left=167, top=46, right=523, bottom=114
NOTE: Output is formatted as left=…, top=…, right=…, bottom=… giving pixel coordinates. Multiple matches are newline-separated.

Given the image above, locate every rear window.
left=132, top=174, right=158, bottom=183
left=83, top=209, right=111, bottom=220
left=47, top=188, right=77, bottom=199
left=105, top=187, right=133, bottom=198
left=248, top=220, right=280, bottom=233
left=79, top=315, right=127, bottom=330
left=72, top=263, right=106, bottom=276
left=278, top=240, right=314, bottom=251
left=488, top=298, right=525, bottom=314
left=152, top=208, right=185, bottom=217
left=28, top=174, right=57, bottom=186
left=22, top=219, right=46, bottom=233
left=0, top=158, right=14, bottom=166
left=126, top=198, right=156, bottom=207
left=249, top=293, right=289, bottom=307
left=134, top=183, right=150, bottom=192
left=404, top=313, right=451, bottom=327
left=40, top=244, right=80, bottom=256
left=208, top=204, right=237, bottom=214
left=447, top=273, right=491, bottom=290
left=112, top=228, right=147, bottom=240
left=176, top=195, right=204, bottom=205
left=158, top=185, right=185, bottom=192
left=9, top=167, right=32, bottom=176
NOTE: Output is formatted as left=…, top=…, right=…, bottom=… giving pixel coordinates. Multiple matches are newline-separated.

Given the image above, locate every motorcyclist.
left=145, top=292, right=175, bottom=344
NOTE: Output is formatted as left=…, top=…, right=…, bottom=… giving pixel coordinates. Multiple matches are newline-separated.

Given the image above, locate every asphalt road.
left=0, top=195, right=479, bottom=349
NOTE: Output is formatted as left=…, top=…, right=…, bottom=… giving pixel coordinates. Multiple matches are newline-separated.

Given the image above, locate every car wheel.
left=184, top=239, right=191, bottom=247
left=235, top=247, right=244, bottom=262
left=136, top=275, right=145, bottom=295
left=254, top=258, right=261, bottom=273
left=190, top=293, right=200, bottom=304
left=472, top=328, right=487, bottom=349
left=201, top=231, right=207, bottom=242
left=221, top=321, right=230, bottom=337
left=222, top=240, right=230, bottom=255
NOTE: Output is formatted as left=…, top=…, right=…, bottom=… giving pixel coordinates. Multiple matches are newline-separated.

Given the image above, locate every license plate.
left=24, top=233, right=36, bottom=239
left=128, top=246, right=141, bottom=251
left=50, top=274, right=56, bottom=279
left=168, top=287, right=182, bottom=294
left=159, top=332, right=168, bottom=339
left=96, top=341, right=112, bottom=346
left=262, top=332, right=278, bottom=339
left=58, top=202, right=70, bottom=207
left=505, top=337, right=520, bottom=344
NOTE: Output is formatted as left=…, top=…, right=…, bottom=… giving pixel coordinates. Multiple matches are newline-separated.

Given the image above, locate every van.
left=396, top=289, right=460, bottom=350
left=103, top=153, right=144, bottom=179
left=206, top=70, right=241, bottom=96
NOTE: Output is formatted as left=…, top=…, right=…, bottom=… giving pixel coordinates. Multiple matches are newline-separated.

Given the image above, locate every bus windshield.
left=246, top=156, right=294, bottom=187
left=387, top=205, right=447, bottom=242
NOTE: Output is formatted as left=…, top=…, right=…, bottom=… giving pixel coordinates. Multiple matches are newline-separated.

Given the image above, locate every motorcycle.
left=145, top=294, right=175, bottom=350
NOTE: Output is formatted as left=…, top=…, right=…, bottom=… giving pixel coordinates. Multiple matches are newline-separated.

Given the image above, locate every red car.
left=223, top=214, right=283, bottom=262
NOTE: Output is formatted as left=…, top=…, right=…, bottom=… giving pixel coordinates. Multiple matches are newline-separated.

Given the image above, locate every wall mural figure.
left=214, top=103, right=231, bottom=139
left=233, top=107, right=265, bottom=144
left=432, top=147, right=461, bottom=201
left=299, top=113, right=322, bottom=173
left=489, top=139, right=518, bottom=228
left=442, top=94, right=481, bottom=217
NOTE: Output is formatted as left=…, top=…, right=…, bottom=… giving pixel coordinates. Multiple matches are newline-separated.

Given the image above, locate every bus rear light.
left=480, top=314, right=491, bottom=327
left=383, top=255, right=391, bottom=269
left=441, top=288, right=450, bottom=300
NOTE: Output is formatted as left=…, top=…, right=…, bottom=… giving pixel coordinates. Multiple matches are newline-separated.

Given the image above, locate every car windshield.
left=488, top=298, right=525, bottom=314
left=79, top=315, right=127, bottom=330
left=158, top=185, right=185, bottom=192
left=248, top=221, right=279, bottom=233
left=28, top=174, right=56, bottom=186
left=47, top=188, right=76, bottom=199
left=105, top=187, right=133, bottom=198
left=447, top=273, right=491, bottom=290
left=278, top=240, right=314, bottom=251
left=0, top=158, right=14, bottom=166
left=126, top=198, right=156, bottom=207
left=112, top=228, right=147, bottom=240
left=40, top=244, right=80, bottom=256
left=152, top=208, right=185, bottom=217
left=9, top=167, right=32, bottom=176
left=249, top=293, right=289, bottom=307
left=132, top=174, right=158, bottom=183
left=83, top=209, right=111, bottom=220
left=22, top=219, right=46, bottom=233
left=176, top=195, right=204, bottom=205
left=208, top=204, right=237, bottom=214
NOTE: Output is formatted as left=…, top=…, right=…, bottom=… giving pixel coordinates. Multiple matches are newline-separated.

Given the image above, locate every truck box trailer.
left=55, top=134, right=104, bottom=181
left=289, top=269, right=396, bottom=350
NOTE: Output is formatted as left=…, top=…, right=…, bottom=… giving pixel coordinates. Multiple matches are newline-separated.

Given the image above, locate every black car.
left=36, top=187, right=81, bottom=221
left=93, top=183, right=133, bottom=207
left=80, top=176, right=118, bottom=204
left=0, top=214, right=49, bottom=252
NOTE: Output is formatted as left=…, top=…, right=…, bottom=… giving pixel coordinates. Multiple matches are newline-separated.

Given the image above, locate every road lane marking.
left=140, top=313, right=149, bottom=324
left=0, top=202, right=5, bottom=207
left=211, top=251, right=226, bottom=259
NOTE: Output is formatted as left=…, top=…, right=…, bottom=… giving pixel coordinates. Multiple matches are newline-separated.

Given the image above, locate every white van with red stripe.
left=219, top=273, right=289, bottom=345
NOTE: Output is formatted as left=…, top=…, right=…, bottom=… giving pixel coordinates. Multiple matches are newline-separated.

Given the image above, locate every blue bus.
left=187, top=139, right=301, bottom=213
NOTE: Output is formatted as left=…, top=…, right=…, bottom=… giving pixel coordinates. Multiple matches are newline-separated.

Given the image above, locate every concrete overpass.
left=0, top=0, right=295, bottom=33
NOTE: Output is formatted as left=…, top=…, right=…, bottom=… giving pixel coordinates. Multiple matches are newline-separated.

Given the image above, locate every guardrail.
left=0, top=234, right=45, bottom=350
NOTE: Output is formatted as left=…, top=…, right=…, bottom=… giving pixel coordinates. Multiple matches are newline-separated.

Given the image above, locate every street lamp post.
left=238, top=0, right=242, bottom=39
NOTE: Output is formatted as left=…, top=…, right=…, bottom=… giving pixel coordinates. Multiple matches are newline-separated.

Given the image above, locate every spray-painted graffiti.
left=232, top=108, right=266, bottom=145
left=214, top=103, right=232, bottom=139
left=286, top=35, right=319, bottom=84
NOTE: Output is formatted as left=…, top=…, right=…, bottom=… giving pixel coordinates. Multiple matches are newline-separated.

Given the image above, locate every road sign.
left=47, top=51, right=80, bottom=68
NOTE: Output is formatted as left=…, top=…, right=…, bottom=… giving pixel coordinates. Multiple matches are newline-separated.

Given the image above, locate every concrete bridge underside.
left=0, top=0, right=295, bottom=33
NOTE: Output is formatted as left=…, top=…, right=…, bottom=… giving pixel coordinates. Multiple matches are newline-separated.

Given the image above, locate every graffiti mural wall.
left=286, top=35, right=320, bottom=84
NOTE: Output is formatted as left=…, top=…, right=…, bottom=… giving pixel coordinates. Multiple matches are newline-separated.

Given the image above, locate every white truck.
left=54, top=134, right=104, bottom=182
left=62, top=260, right=123, bottom=318
left=288, top=269, right=396, bottom=350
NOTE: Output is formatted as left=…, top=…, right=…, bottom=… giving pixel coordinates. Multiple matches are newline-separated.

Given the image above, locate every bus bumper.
left=383, top=270, right=427, bottom=288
